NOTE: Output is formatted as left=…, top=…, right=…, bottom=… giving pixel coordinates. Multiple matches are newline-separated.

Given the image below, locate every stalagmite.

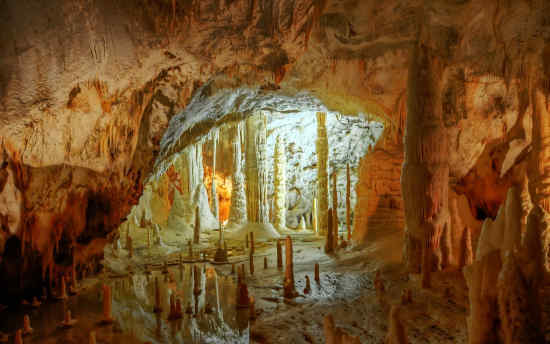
left=210, top=128, right=220, bottom=222
left=277, top=239, right=283, bottom=269
left=60, top=310, right=77, bottom=328
left=462, top=227, right=473, bottom=267
left=14, top=330, right=22, bottom=344
left=304, top=275, right=311, bottom=294
left=31, top=297, right=40, bottom=308
left=316, top=112, right=329, bottom=235
left=245, top=112, right=269, bottom=223
left=283, top=235, right=297, bottom=298
left=324, top=314, right=361, bottom=344
left=497, top=252, right=532, bottom=344
left=193, top=206, right=200, bottom=244
left=312, top=198, right=318, bottom=235
left=153, top=278, right=161, bottom=313
left=374, top=270, right=385, bottom=305
left=89, top=331, right=97, bottom=344
left=57, top=275, right=68, bottom=300
left=264, top=256, right=268, bottom=269
left=245, top=233, right=249, bottom=248
left=193, top=265, right=201, bottom=296
left=273, top=135, right=287, bottom=232
left=299, top=216, right=306, bottom=230
left=385, top=305, right=408, bottom=344
left=249, top=252, right=254, bottom=275
left=231, top=264, right=235, bottom=274
left=250, top=232, right=255, bottom=254
left=315, top=263, right=320, bottom=283
left=249, top=296, right=256, bottom=320
left=102, top=284, right=114, bottom=323
left=400, top=289, right=412, bottom=305
left=229, top=122, right=247, bottom=225
left=236, top=273, right=250, bottom=308
left=22, top=314, right=33, bottom=335
left=346, top=164, right=351, bottom=241
left=332, top=172, right=339, bottom=250
left=325, top=208, right=334, bottom=253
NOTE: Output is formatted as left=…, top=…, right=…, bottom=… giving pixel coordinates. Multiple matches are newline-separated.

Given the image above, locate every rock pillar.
left=210, top=128, right=219, bottom=221
left=401, top=34, right=449, bottom=288
left=346, top=164, right=351, bottom=241
left=316, top=112, right=329, bottom=235
left=273, top=135, right=287, bottom=232
left=245, top=112, right=269, bottom=223
left=332, top=172, right=339, bottom=250
left=229, top=123, right=247, bottom=225
left=283, top=235, right=296, bottom=298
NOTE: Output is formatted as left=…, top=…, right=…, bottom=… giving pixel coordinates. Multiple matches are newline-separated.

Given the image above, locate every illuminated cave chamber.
left=114, top=84, right=382, bottom=256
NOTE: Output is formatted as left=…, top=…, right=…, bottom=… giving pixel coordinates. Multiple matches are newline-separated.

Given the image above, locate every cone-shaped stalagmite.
left=22, top=315, right=33, bottom=335
left=250, top=232, right=255, bottom=254
left=277, top=239, right=283, bottom=269
left=273, top=135, right=287, bottom=232
left=385, top=306, right=408, bottom=344
left=316, top=112, right=329, bottom=235
left=249, top=252, right=254, bottom=275
left=325, top=208, right=334, bottom=254
left=89, top=331, right=97, bottom=344
left=193, top=206, right=200, bottom=244
left=332, top=172, right=339, bottom=250
left=283, top=236, right=297, bottom=298
left=229, top=123, right=247, bottom=224
left=14, top=330, right=22, bottom=344
left=346, top=164, right=351, bottom=241
left=236, top=271, right=250, bottom=308
left=102, top=284, right=114, bottom=323
left=193, top=265, right=201, bottom=296
left=153, top=277, right=162, bottom=313
left=315, top=263, right=320, bottom=283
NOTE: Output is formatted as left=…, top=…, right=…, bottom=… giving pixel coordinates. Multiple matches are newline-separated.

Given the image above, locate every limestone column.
left=316, top=112, right=329, bottom=235
left=283, top=235, right=297, bottom=298
left=210, top=128, right=220, bottom=222
left=332, top=171, right=339, bottom=250
left=346, top=164, right=351, bottom=241
left=273, top=135, right=287, bottom=232
left=401, top=34, right=449, bottom=289
left=229, top=123, right=247, bottom=225
left=312, top=198, right=318, bottom=235
left=245, top=112, right=269, bottom=223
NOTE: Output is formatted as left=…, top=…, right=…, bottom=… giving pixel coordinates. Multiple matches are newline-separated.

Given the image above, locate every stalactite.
left=346, top=164, right=351, bottom=241
left=316, top=112, right=329, bottom=235
left=273, top=135, right=287, bottom=232
left=211, top=128, right=219, bottom=222
left=332, top=172, right=339, bottom=250
left=229, top=123, right=247, bottom=225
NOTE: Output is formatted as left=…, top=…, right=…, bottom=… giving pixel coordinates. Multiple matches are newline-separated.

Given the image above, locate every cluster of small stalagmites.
left=465, top=186, right=545, bottom=343
left=323, top=314, right=361, bottom=344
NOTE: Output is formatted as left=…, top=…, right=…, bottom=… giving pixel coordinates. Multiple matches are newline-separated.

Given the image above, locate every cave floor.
left=0, top=228, right=469, bottom=343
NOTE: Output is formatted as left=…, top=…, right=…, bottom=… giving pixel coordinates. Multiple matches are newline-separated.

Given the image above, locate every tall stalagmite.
left=346, top=164, right=351, bottom=241
left=273, top=135, right=287, bottom=232
left=193, top=206, right=200, bottom=244
left=245, top=112, right=269, bottom=223
left=312, top=198, right=318, bottom=235
left=283, top=235, right=297, bottom=298
left=325, top=208, right=334, bottom=254
left=401, top=30, right=449, bottom=288
left=210, top=128, right=220, bottom=222
left=332, top=171, right=339, bottom=250
left=229, top=123, right=247, bottom=225
left=316, top=112, right=329, bottom=235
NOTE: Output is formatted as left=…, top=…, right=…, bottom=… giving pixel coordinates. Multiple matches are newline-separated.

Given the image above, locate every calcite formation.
left=325, top=208, right=334, bottom=254
left=332, top=172, right=339, bottom=250
left=210, top=128, right=220, bottom=221
left=228, top=123, right=247, bottom=225
left=312, top=198, right=318, bottom=235
left=316, top=112, right=329, bottom=236
left=346, top=164, right=351, bottom=241
left=245, top=112, right=269, bottom=224
left=273, top=135, right=287, bottom=232
left=283, top=235, right=297, bottom=298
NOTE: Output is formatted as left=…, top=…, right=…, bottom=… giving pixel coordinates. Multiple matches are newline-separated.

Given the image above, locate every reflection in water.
left=0, top=265, right=249, bottom=344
